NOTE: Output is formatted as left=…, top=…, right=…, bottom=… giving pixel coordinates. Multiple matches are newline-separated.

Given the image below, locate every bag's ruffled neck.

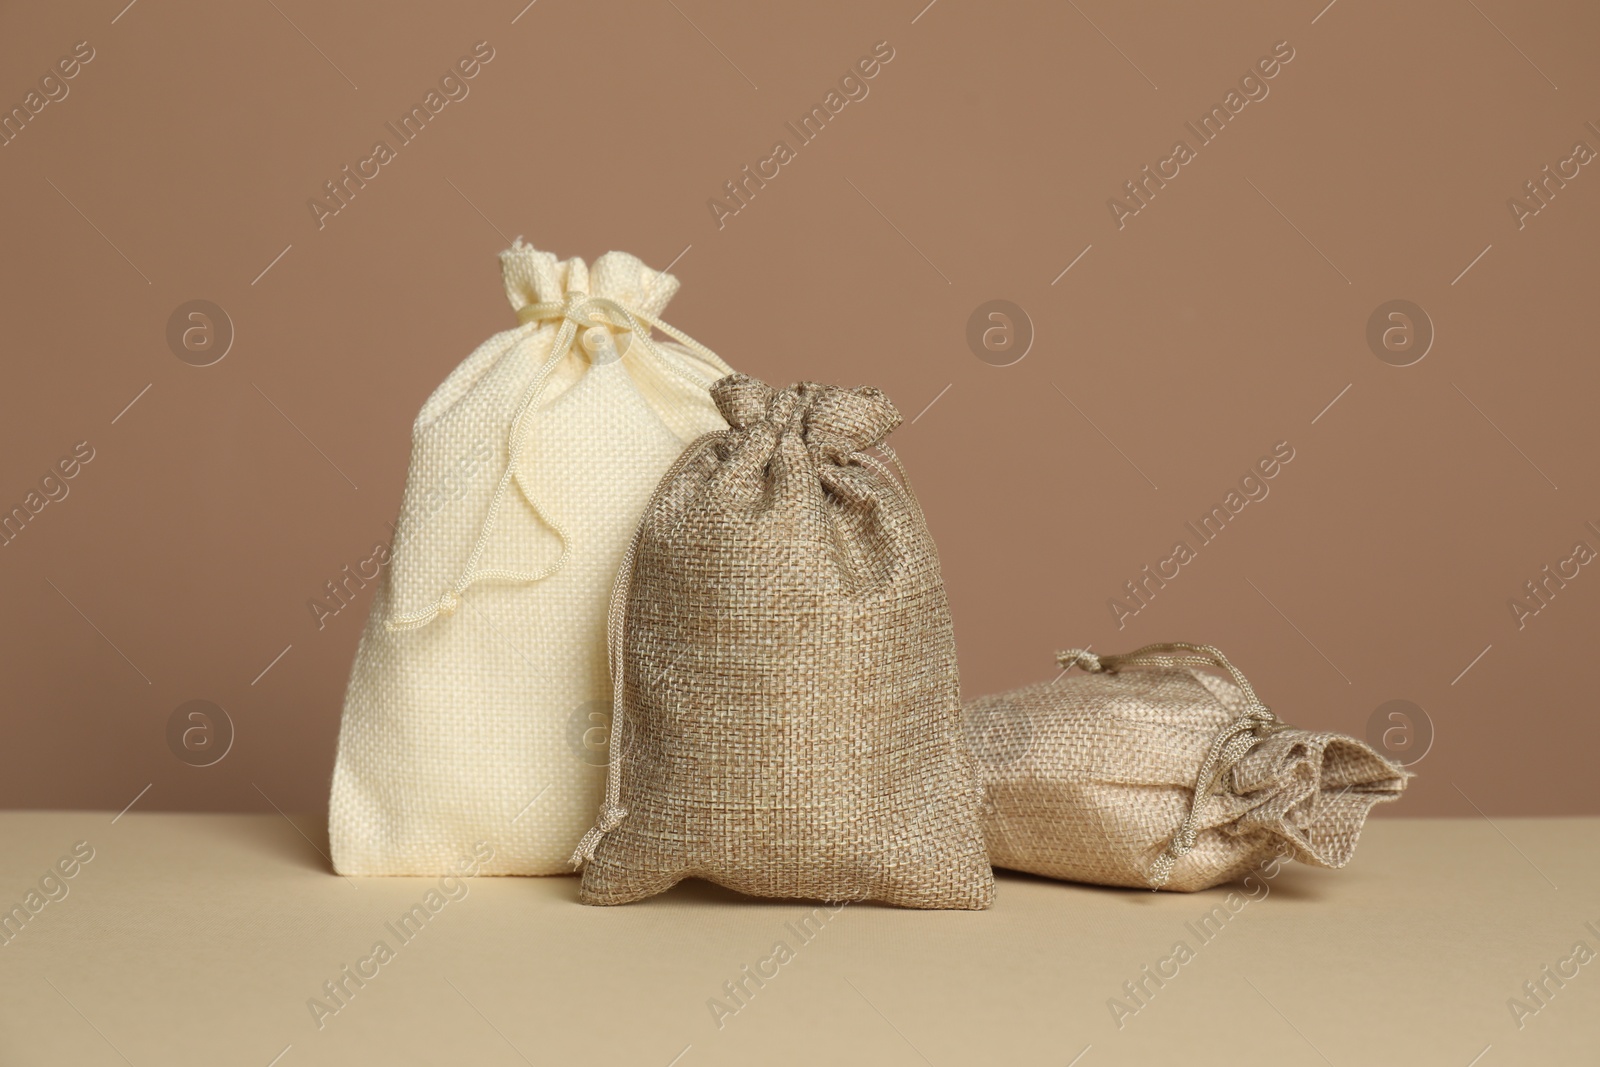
left=499, top=238, right=681, bottom=320
left=712, top=375, right=903, bottom=460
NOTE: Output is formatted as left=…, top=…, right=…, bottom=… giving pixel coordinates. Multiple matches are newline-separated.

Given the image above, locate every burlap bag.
left=573, top=375, right=994, bottom=909
left=329, top=241, right=733, bottom=875
left=964, top=643, right=1409, bottom=891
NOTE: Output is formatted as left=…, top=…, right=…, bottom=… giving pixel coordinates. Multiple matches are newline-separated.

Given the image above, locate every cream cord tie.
left=386, top=290, right=723, bottom=632
left=1057, top=642, right=1284, bottom=889
left=570, top=432, right=727, bottom=868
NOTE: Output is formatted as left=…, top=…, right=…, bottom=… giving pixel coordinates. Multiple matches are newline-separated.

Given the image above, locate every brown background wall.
left=1, top=0, right=1595, bottom=818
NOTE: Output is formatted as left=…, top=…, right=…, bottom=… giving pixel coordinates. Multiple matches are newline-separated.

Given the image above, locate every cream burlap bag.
left=329, top=241, right=733, bottom=875
left=964, top=643, right=1409, bottom=891
left=573, top=375, right=994, bottom=909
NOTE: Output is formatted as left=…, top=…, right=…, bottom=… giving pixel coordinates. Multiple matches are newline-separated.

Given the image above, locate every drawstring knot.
left=570, top=803, right=629, bottom=867
left=1056, top=648, right=1103, bottom=673
left=533, top=289, right=612, bottom=330
left=558, top=289, right=593, bottom=324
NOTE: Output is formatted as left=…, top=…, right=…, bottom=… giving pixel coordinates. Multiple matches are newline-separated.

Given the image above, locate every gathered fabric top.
left=711, top=375, right=903, bottom=462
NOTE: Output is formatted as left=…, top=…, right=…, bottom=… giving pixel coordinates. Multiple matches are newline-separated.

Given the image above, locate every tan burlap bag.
left=964, top=643, right=1410, bottom=891
left=573, top=375, right=994, bottom=909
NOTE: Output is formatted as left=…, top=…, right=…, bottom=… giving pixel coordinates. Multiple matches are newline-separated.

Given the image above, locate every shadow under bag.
left=574, top=375, right=994, bottom=909
left=329, top=241, right=733, bottom=875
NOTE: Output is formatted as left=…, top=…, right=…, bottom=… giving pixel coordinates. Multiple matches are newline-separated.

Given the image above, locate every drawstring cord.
left=1056, top=642, right=1285, bottom=889
left=570, top=432, right=727, bottom=869
left=386, top=290, right=725, bottom=632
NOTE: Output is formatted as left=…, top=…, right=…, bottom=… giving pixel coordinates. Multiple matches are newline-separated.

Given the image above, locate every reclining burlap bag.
left=573, top=375, right=994, bottom=909
left=964, top=643, right=1409, bottom=891
left=329, top=241, right=733, bottom=875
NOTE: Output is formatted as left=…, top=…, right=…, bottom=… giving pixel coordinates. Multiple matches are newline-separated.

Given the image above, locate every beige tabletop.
left=0, top=812, right=1594, bottom=1066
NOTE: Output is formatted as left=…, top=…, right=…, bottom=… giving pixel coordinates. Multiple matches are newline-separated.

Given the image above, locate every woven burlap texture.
left=329, top=241, right=732, bottom=876
left=576, top=375, right=994, bottom=909
left=964, top=647, right=1410, bottom=891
